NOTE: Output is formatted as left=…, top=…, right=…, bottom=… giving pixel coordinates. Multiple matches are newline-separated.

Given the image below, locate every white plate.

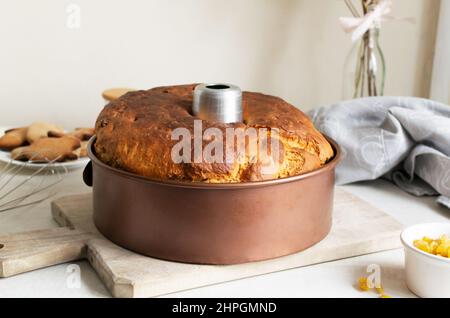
left=0, top=126, right=90, bottom=171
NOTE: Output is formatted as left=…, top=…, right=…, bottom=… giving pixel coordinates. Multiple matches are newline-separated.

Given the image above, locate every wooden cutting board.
left=0, top=188, right=402, bottom=297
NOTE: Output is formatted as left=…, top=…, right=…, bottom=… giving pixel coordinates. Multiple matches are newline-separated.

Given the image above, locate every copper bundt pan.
left=83, top=136, right=341, bottom=265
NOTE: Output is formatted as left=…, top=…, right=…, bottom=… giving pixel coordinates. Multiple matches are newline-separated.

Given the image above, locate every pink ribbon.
left=339, top=0, right=415, bottom=42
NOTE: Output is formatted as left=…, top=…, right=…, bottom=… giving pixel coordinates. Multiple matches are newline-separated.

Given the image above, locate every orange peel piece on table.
left=357, top=276, right=391, bottom=298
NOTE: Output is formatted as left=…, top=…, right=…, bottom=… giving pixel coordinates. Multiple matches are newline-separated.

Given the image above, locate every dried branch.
left=344, top=0, right=360, bottom=17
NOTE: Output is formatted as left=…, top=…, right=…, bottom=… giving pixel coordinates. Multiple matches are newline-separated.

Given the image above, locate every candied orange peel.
left=413, top=234, right=450, bottom=258
left=357, top=276, right=391, bottom=298
left=358, top=277, right=370, bottom=291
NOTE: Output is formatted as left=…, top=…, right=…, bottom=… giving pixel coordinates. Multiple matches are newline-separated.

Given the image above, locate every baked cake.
left=94, top=84, right=333, bottom=182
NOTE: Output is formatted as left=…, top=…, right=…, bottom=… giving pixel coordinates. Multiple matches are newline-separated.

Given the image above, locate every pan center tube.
left=192, top=83, right=243, bottom=123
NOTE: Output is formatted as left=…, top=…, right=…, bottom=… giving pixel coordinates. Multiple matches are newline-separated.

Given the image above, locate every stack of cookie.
left=0, top=122, right=94, bottom=162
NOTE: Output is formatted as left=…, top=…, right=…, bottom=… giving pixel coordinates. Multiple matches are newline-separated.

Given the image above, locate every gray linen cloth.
left=308, top=96, right=450, bottom=208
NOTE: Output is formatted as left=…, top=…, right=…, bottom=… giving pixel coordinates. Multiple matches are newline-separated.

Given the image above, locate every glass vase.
left=343, top=25, right=386, bottom=99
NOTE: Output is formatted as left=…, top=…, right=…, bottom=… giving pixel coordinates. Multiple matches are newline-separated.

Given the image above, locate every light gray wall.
left=0, top=0, right=440, bottom=129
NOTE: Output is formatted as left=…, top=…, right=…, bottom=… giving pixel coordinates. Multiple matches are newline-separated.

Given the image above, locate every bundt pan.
left=83, top=135, right=341, bottom=265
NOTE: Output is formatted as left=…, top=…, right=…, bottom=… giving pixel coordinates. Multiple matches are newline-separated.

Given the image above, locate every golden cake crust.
left=94, top=84, right=334, bottom=182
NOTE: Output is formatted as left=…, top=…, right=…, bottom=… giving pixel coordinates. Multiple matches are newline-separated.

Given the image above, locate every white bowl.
left=401, top=222, right=450, bottom=298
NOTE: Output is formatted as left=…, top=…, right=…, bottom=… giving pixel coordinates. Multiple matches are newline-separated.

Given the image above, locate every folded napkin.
left=308, top=96, right=450, bottom=209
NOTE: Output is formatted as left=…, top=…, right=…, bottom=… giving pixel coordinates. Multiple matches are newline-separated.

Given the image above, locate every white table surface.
left=0, top=165, right=448, bottom=298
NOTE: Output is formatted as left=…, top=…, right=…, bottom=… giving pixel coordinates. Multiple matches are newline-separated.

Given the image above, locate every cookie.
left=11, top=136, right=81, bottom=162
left=72, top=140, right=88, bottom=158
left=0, top=127, right=28, bottom=150
left=48, top=128, right=94, bottom=141
left=69, top=128, right=95, bottom=141
left=102, top=88, right=135, bottom=102
left=26, top=122, right=64, bottom=143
